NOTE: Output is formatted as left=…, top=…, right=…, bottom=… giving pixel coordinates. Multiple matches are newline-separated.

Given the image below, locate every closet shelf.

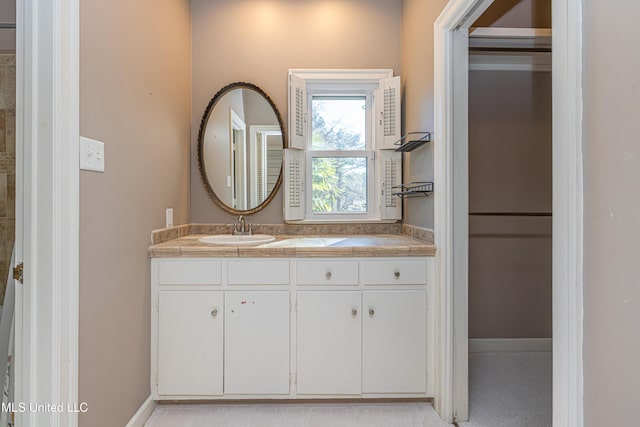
left=468, top=27, right=552, bottom=71
left=469, top=27, right=552, bottom=50
left=392, top=182, right=433, bottom=199
left=393, top=132, right=431, bottom=152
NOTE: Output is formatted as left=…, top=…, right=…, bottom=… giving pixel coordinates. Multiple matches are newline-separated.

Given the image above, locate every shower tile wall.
left=0, top=54, right=15, bottom=304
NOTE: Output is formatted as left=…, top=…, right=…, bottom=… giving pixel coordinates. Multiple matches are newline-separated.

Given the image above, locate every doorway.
left=466, top=24, right=553, bottom=425
left=0, top=35, right=16, bottom=323
left=0, top=52, right=15, bottom=313
left=433, top=0, right=584, bottom=425
left=12, top=0, right=81, bottom=426
left=0, top=15, right=16, bottom=427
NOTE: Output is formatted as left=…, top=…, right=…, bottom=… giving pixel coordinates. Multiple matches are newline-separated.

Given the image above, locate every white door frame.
left=550, top=1, right=584, bottom=425
left=433, top=0, right=584, bottom=425
left=15, top=0, right=80, bottom=426
left=249, top=125, right=281, bottom=206
left=433, top=2, right=494, bottom=421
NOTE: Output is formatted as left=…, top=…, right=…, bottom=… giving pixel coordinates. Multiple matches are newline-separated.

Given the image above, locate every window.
left=285, top=70, right=402, bottom=223
left=311, top=95, right=370, bottom=215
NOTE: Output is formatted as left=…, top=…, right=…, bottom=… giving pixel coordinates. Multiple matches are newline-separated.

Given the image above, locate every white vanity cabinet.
left=224, top=291, right=290, bottom=395
left=151, top=255, right=434, bottom=401
left=157, top=290, right=224, bottom=396
left=362, top=290, right=427, bottom=393
left=296, top=290, right=428, bottom=396
left=296, top=291, right=362, bottom=395
left=153, top=259, right=224, bottom=397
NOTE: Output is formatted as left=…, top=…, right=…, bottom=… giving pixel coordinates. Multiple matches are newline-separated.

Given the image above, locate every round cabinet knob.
left=369, top=308, right=375, bottom=316
left=394, top=270, right=401, bottom=279
left=326, top=271, right=332, bottom=280
left=351, top=308, right=358, bottom=316
left=211, top=308, right=218, bottom=318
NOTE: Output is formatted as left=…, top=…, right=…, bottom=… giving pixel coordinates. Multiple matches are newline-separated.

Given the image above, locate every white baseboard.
left=469, top=338, right=552, bottom=353
left=125, top=395, right=157, bottom=427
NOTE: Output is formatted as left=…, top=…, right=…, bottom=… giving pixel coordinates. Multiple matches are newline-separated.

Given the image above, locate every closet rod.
left=469, top=47, right=551, bottom=53
left=0, top=23, right=16, bottom=29
left=469, top=212, right=552, bottom=217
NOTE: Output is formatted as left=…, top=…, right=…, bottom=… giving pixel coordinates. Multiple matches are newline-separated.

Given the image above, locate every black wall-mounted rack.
left=392, top=182, right=434, bottom=199
left=394, top=132, right=431, bottom=152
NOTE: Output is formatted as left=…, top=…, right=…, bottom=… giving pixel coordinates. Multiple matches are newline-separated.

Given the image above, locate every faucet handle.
left=233, top=214, right=249, bottom=235
left=228, top=223, right=239, bottom=235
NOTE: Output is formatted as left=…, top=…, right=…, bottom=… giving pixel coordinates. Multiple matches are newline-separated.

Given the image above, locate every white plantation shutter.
left=377, top=76, right=401, bottom=149
left=266, top=140, right=282, bottom=195
left=374, top=74, right=403, bottom=220
left=379, top=150, right=402, bottom=220
left=288, top=73, right=307, bottom=150
left=284, top=148, right=305, bottom=220
left=287, top=70, right=404, bottom=221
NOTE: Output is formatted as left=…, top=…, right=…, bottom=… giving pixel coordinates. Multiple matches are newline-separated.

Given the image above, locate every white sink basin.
left=198, top=234, right=276, bottom=245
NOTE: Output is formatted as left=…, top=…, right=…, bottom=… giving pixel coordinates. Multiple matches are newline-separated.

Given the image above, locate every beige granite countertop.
left=149, top=234, right=436, bottom=258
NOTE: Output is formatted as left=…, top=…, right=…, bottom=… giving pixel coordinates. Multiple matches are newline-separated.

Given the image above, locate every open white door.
left=15, top=0, right=80, bottom=426
left=433, top=0, right=494, bottom=423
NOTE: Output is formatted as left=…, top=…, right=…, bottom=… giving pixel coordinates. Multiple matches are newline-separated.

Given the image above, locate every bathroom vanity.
left=149, top=232, right=436, bottom=401
left=150, top=77, right=437, bottom=402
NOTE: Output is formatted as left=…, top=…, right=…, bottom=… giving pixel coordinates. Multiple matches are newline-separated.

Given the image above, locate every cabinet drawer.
left=363, top=260, right=427, bottom=285
left=227, top=260, right=290, bottom=285
left=157, top=259, right=222, bottom=285
left=297, top=260, right=359, bottom=285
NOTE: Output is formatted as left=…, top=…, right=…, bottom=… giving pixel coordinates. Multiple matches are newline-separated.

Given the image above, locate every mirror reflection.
left=198, top=83, right=285, bottom=214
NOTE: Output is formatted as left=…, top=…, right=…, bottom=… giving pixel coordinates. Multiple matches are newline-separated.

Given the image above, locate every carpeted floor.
left=145, top=352, right=552, bottom=427
left=144, top=401, right=450, bottom=427
left=461, top=352, right=552, bottom=427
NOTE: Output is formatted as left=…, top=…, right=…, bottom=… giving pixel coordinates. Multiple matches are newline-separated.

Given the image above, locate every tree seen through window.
left=311, top=98, right=367, bottom=213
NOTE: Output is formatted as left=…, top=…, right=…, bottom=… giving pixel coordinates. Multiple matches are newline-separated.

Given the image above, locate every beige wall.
left=474, top=0, right=551, bottom=28
left=583, top=0, right=640, bottom=424
left=468, top=70, right=552, bottom=338
left=401, top=0, right=553, bottom=336
left=79, top=0, right=191, bottom=426
left=401, top=0, right=449, bottom=229
left=190, top=0, right=402, bottom=224
left=400, top=0, right=551, bottom=230
left=0, top=1, right=15, bottom=51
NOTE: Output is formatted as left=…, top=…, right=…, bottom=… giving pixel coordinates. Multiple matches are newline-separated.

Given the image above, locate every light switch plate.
left=80, top=136, right=105, bottom=172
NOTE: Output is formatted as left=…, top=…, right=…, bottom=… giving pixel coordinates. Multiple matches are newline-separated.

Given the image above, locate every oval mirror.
left=198, top=83, right=286, bottom=215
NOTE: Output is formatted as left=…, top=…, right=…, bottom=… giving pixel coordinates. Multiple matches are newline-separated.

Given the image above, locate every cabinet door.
left=297, top=291, right=362, bottom=395
left=362, top=291, right=427, bottom=393
left=224, top=291, right=290, bottom=394
left=158, top=290, right=223, bottom=396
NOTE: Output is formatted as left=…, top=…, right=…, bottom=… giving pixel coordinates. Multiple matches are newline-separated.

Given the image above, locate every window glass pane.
left=312, top=97, right=366, bottom=150
left=311, top=157, right=367, bottom=213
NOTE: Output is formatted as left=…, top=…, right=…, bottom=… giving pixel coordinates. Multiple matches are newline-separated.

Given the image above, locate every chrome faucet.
left=233, top=215, right=252, bottom=236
